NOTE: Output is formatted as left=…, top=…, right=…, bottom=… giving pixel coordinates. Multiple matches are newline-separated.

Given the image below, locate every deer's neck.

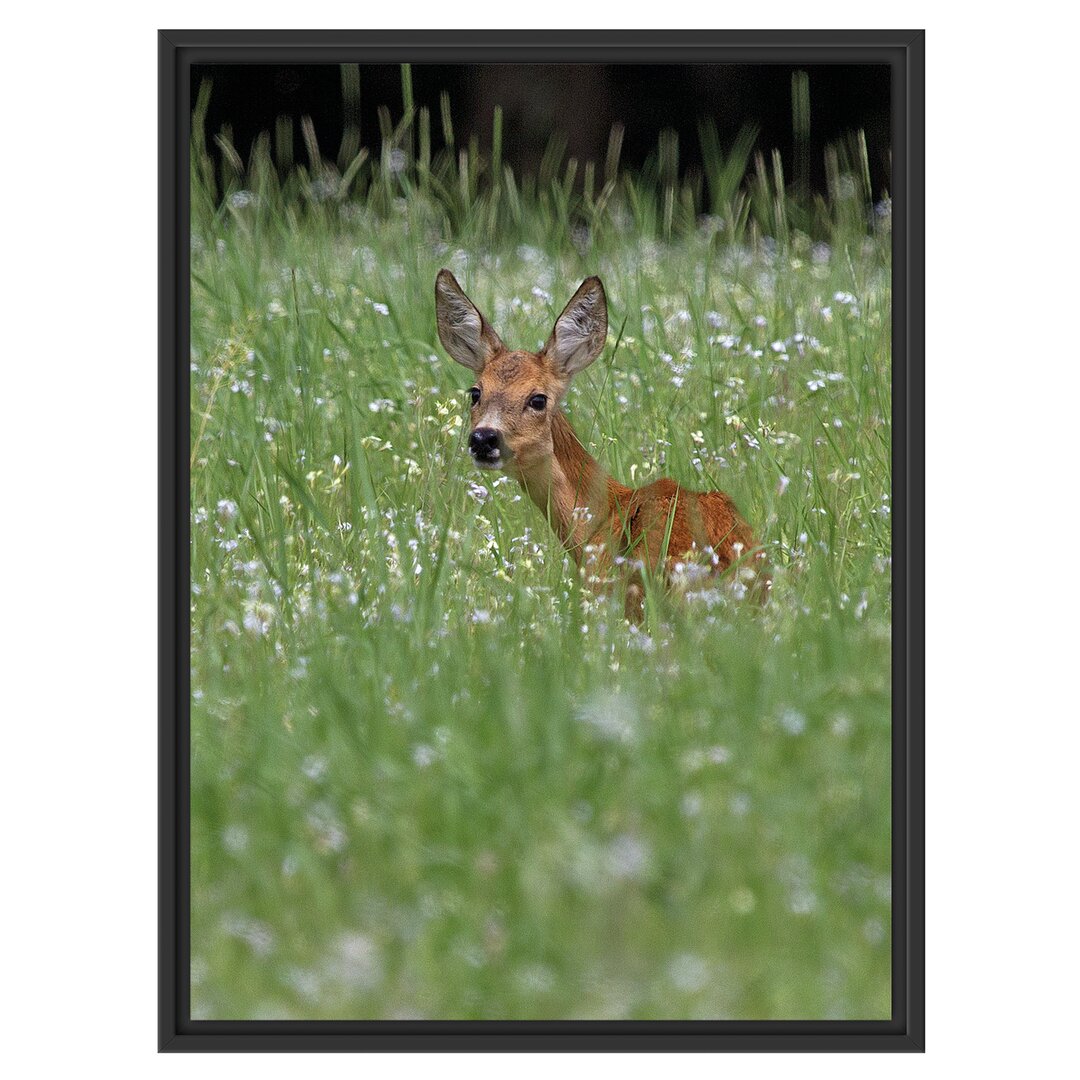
left=516, top=410, right=631, bottom=564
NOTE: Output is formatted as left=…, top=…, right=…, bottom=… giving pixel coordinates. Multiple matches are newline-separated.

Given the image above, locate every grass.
left=189, top=68, right=893, bottom=1021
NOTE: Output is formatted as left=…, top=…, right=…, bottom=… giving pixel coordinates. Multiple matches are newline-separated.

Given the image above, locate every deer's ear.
left=544, top=277, right=608, bottom=376
left=435, top=269, right=504, bottom=372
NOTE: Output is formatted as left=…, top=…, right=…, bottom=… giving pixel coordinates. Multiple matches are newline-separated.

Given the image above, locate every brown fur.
left=435, top=270, right=770, bottom=620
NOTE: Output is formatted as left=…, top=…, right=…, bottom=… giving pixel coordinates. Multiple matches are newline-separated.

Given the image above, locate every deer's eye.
left=527, top=394, right=548, bottom=411
left=469, top=387, right=481, bottom=406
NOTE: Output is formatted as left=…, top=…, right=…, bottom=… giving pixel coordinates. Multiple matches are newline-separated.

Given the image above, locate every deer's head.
left=435, top=269, right=607, bottom=476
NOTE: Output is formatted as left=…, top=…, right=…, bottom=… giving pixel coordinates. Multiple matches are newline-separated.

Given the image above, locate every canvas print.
left=188, top=61, right=893, bottom=1020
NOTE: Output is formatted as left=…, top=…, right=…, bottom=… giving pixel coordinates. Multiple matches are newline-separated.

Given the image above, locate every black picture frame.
left=160, top=28, right=924, bottom=1052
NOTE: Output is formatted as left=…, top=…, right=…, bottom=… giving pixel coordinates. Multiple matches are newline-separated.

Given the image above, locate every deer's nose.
left=469, top=428, right=501, bottom=456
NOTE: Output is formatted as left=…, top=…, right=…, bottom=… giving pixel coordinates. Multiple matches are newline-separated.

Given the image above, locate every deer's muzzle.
left=469, top=427, right=504, bottom=468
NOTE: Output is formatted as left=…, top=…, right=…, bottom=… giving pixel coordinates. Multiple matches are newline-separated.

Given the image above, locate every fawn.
left=435, top=270, right=769, bottom=620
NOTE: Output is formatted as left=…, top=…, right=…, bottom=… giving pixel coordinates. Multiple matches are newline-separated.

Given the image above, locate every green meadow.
left=189, top=67, right=893, bottom=1020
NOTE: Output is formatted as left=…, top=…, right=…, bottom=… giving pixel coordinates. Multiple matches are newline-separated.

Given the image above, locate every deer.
left=435, top=269, right=770, bottom=621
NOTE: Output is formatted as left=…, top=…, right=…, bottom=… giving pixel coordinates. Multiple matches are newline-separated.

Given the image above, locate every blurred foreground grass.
left=190, top=68, right=892, bottom=1020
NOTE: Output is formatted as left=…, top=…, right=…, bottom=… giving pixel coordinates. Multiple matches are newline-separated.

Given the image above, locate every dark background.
left=193, top=64, right=891, bottom=197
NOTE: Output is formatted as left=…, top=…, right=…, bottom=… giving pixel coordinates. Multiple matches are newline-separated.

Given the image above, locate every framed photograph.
left=160, top=29, right=924, bottom=1051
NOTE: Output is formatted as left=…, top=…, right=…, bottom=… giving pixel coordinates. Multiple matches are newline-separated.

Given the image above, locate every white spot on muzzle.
left=475, top=407, right=505, bottom=435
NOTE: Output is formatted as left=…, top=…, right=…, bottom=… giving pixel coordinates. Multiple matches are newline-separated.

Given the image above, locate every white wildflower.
left=780, top=708, right=807, bottom=735
left=577, top=689, right=639, bottom=744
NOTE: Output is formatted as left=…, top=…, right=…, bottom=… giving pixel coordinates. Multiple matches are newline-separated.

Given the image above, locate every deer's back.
left=620, top=478, right=764, bottom=575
